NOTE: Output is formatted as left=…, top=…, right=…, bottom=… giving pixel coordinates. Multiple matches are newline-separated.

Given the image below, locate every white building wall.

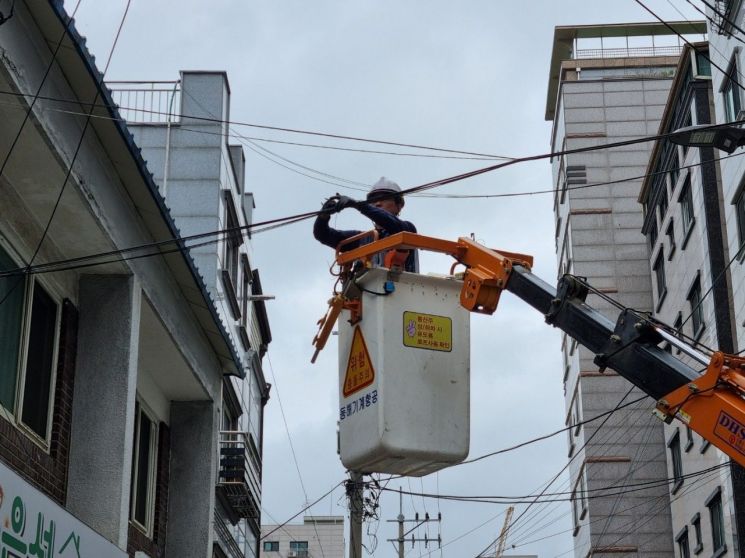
left=260, top=516, right=345, bottom=558
left=551, top=57, right=677, bottom=558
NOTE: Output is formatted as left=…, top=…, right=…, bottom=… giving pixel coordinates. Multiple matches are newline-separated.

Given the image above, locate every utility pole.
left=387, top=487, right=442, bottom=556
left=347, top=472, right=364, bottom=558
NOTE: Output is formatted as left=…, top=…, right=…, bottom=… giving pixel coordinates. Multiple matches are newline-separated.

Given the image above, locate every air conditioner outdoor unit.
left=288, top=552, right=297, bottom=558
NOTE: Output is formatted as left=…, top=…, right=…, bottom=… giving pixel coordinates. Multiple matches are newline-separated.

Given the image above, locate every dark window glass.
left=20, top=283, right=58, bottom=438
left=667, top=220, right=676, bottom=257
left=290, top=541, right=309, bottom=550
left=263, top=541, right=279, bottom=552
left=692, top=513, right=703, bottom=551
left=654, top=252, right=666, bottom=299
left=708, top=491, right=726, bottom=552
left=677, top=528, right=691, bottom=558
left=736, top=189, right=745, bottom=251
left=669, top=431, right=683, bottom=489
left=688, top=277, right=704, bottom=337
left=649, top=217, right=658, bottom=248
left=680, top=176, right=695, bottom=236
left=0, top=246, right=24, bottom=410
left=723, top=57, right=741, bottom=122
left=131, top=405, right=157, bottom=531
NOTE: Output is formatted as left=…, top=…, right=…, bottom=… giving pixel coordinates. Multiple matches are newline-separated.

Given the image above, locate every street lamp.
left=668, top=124, right=745, bottom=153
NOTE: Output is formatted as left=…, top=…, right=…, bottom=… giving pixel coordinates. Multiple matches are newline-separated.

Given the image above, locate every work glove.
left=318, top=196, right=342, bottom=220
left=335, top=195, right=361, bottom=210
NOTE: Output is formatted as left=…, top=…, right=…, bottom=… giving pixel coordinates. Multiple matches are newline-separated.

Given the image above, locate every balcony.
left=106, top=80, right=181, bottom=124
left=218, top=430, right=262, bottom=519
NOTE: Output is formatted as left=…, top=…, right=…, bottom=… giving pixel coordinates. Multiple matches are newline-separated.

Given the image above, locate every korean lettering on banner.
left=339, top=389, right=378, bottom=421
left=1, top=496, right=82, bottom=558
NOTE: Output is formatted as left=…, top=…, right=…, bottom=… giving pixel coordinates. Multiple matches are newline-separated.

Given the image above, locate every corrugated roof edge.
left=47, top=0, right=245, bottom=378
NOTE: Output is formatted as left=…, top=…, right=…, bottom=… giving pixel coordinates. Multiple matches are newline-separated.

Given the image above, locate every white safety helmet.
left=367, top=177, right=404, bottom=207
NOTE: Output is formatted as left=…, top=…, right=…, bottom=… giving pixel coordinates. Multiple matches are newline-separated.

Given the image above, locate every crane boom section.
left=319, top=231, right=745, bottom=469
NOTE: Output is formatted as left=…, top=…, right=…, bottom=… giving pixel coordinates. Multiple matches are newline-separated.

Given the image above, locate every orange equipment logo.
left=343, top=326, right=375, bottom=397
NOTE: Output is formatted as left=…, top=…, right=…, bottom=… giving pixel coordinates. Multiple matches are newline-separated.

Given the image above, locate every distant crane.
left=495, top=506, right=515, bottom=558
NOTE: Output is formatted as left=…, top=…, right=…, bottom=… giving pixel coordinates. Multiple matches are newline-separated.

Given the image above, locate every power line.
left=260, top=481, right=345, bottom=541
left=633, top=0, right=745, bottom=94
left=0, top=88, right=514, bottom=160
left=380, top=462, right=726, bottom=505
left=472, top=386, right=635, bottom=558
left=265, top=354, right=327, bottom=558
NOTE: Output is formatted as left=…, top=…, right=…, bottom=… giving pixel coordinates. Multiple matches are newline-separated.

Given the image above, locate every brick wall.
left=127, top=423, right=170, bottom=558
left=0, top=298, right=77, bottom=505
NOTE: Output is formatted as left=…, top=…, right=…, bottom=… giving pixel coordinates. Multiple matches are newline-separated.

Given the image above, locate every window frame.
left=129, top=398, right=159, bottom=537
left=679, top=174, right=695, bottom=249
left=221, top=190, right=243, bottom=319
left=668, top=429, right=684, bottom=493
left=666, top=219, right=676, bottom=260
left=263, top=541, right=279, bottom=552
left=732, top=177, right=745, bottom=260
left=705, top=487, right=727, bottom=557
left=653, top=249, right=667, bottom=310
left=692, top=512, right=703, bottom=554
left=0, top=239, right=62, bottom=449
left=687, top=274, right=705, bottom=339
left=677, top=526, right=691, bottom=558
left=721, top=51, right=742, bottom=123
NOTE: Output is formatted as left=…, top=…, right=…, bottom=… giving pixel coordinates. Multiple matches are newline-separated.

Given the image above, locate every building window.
left=722, top=54, right=741, bottom=122
left=649, top=216, right=658, bottom=249
left=263, top=541, right=279, bottom=552
left=290, top=541, right=309, bottom=556
left=659, top=186, right=669, bottom=221
left=677, top=527, right=691, bottom=558
left=654, top=251, right=667, bottom=311
left=692, top=512, right=703, bottom=554
left=239, top=256, right=252, bottom=351
left=669, top=147, right=681, bottom=189
left=222, top=191, right=243, bottom=290
left=685, top=426, right=694, bottom=452
left=668, top=430, right=683, bottom=493
left=734, top=186, right=745, bottom=255
left=0, top=243, right=61, bottom=444
left=667, top=220, right=676, bottom=260
left=679, top=175, right=695, bottom=246
left=570, top=468, right=588, bottom=535
left=674, top=312, right=683, bottom=355
left=130, top=400, right=159, bottom=535
left=688, top=275, right=705, bottom=339
left=706, top=488, right=726, bottom=556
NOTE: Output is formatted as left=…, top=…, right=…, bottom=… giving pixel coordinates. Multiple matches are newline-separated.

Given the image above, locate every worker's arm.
left=356, top=203, right=417, bottom=235
left=313, top=215, right=361, bottom=250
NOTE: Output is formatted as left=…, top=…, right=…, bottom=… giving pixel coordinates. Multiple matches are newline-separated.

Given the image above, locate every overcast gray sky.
left=75, top=2, right=702, bottom=556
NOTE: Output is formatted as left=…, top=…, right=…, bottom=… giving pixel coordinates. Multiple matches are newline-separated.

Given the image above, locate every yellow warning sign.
left=343, top=326, right=375, bottom=397
left=403, top=311, right=452, bottom=352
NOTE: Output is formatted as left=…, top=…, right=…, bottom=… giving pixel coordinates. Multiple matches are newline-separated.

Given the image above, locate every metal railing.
left=214, top=508, right=246, bottom=558
left=218, top=430, right=262, bottom=519
left=106, top=80, right=181, bottom=124
left=575, top=45, right=682, bottom=59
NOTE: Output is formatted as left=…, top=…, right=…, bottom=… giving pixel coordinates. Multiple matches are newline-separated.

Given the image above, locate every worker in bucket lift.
left=313, top=177, right=419, bottom=272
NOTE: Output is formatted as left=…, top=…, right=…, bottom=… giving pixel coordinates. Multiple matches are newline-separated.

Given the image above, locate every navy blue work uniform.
left=313, top=203, right=419, bottom=273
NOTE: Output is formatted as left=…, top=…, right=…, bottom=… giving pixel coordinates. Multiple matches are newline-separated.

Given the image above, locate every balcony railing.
left=575, top=45, right=683, bottom=60
left=218, top=430, right=261, bottom=519
left=106, top=80, right=181, bottom=124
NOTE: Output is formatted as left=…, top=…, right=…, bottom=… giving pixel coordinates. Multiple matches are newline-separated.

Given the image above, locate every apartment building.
left=260, top=516, right=345, bottom=558
left=640, top=40, right=744, bottom=558
left=110, top=72, right=273, bottom=558
left=0, top=3, right=252, bottom=558
left=545, top=21, right=706, bottom=558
